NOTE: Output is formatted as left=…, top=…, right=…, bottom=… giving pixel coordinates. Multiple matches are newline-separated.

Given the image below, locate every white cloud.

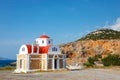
left=110, top=18, right=120, bottom=31
left=103, top=18, right=120, bottom=31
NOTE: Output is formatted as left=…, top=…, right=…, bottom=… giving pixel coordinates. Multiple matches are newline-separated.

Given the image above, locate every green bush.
left=85, top=54, right=120, bottom=67
left=102, top=54, right=120, bottom=66
left=84, top=63, right=93, bottom=67
left=88, top=57, right=95, bottom=64
left=88, top=54, right=102, bottom=65
left=84, top=54, right=102, bottom=67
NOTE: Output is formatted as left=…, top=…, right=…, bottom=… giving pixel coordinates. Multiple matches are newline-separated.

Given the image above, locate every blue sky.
left=0, top=0, right=120, bottom=59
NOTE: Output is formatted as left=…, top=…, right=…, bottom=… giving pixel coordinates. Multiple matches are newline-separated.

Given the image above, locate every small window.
left=48, top=40, right=50, bottom=44
left=42, top=40, right=44, bottom=44
left=52, top=48, right=54, bottom=51
left=52, top=47, right=57, bottom=52
left=55, top=48, right=57, bottom=51
left=22, top=47, right=25, bottom=52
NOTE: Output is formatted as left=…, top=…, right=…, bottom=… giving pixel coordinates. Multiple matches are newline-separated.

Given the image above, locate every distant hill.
left=0, top=57, right=10, bottom=60
left=78, top=29, right=120, bottom=41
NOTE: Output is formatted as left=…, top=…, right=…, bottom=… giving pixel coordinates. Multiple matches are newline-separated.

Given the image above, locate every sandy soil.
left=0, top=68, right=120, bottom=80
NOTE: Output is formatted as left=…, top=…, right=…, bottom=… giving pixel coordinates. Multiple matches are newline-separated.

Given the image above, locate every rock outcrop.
left=60, top=40, right=120, bottom=65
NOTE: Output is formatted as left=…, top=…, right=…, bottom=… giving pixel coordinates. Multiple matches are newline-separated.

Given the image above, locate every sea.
left=0, top=60, right=16, bottom=67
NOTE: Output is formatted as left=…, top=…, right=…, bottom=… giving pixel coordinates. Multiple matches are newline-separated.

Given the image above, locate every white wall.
left=35, top=38, right=53, bottom=46
left=19, top=45, right=28, bottom=54
left=48, top=45, right=61, bottom=54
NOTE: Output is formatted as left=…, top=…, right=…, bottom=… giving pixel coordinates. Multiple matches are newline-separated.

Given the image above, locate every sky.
left=0, top=0, right=120, bottom=59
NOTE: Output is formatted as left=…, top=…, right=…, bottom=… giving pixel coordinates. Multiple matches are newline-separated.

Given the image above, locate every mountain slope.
left=78, top=29, right=120, bottom=41
left=60, top=29, right=120, bottom=65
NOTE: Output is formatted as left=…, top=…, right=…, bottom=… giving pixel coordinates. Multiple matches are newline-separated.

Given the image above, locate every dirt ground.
left=0, top=68, right=120, bottom=80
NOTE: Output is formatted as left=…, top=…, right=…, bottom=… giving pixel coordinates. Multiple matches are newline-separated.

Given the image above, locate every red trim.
left=26, top=45, right=32, bottom=54
left=26, top=45, right=50, bottom=54
left=34, top=46, right=37, bottom=53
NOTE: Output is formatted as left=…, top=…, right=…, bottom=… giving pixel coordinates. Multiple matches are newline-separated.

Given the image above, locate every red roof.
left=39, top=46, right=50, bottom=54
left=26, top=44, right=50, bottom=54
left=40, top=35, right=50, bottom=38
left=26, top=45, right=32, bottom=53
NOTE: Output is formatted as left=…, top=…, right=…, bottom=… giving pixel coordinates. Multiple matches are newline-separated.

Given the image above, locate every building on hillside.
left=14, top=34, right=66, bottom=73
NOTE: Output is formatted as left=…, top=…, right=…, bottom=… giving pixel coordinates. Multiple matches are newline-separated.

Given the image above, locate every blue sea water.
left=0, top=60, right=16, bottom=67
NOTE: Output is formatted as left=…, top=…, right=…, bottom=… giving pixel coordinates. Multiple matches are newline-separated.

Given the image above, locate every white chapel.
left=15, top=34, right=66, bottom=73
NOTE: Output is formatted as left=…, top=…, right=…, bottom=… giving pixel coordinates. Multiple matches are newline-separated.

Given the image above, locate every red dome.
left=40, top=35, right=50, bottom=38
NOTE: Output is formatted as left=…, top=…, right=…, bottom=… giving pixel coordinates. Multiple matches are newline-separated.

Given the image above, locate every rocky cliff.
left=60, top=29, right=120, bottom=65
left=61, top=40, right=120, bottom=65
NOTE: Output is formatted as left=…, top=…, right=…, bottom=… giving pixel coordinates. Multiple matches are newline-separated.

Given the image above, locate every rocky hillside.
left=78, top=29, right=120, bottom=41
left=60, top=29, right=120, bottom=65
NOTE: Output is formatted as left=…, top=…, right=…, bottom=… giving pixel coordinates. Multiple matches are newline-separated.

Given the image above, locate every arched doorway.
left=53, top=55, right=59, bottom=70
left=54, top=59, right=57, bottom=69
